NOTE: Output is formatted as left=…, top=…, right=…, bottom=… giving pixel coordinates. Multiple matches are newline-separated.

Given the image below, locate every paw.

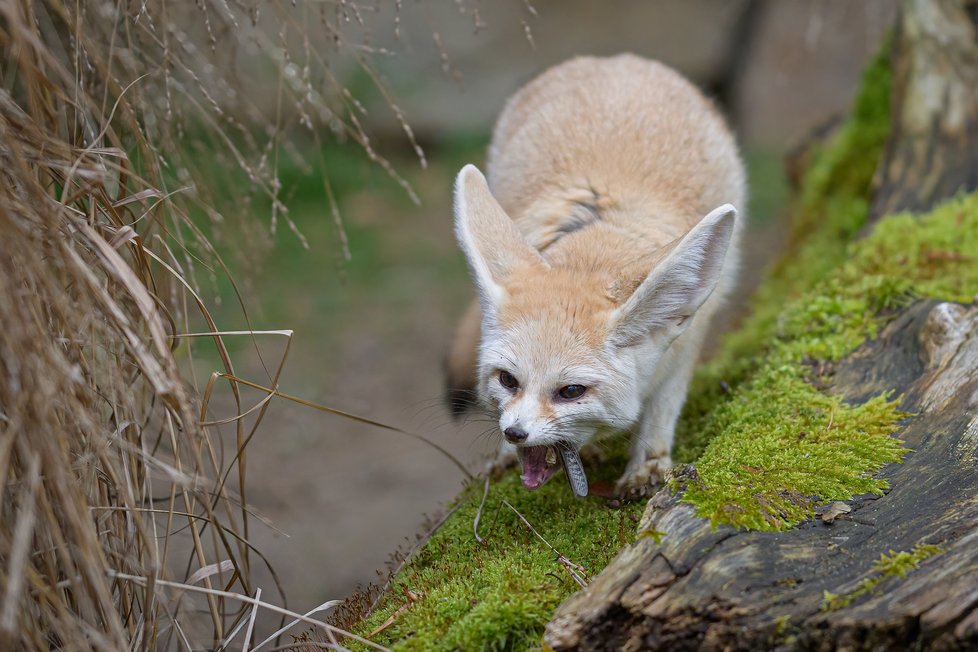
left=486, top=441, right=519, bottom=480
left=614, top=456, right=672, bottom=502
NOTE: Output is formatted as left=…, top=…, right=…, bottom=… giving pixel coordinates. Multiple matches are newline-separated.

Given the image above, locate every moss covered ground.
left=349, top=43, right=978, bottom=650
left=350, top=455, right=645, bottom=651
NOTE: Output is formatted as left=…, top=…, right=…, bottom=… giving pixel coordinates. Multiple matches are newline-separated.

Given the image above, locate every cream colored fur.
left=449, top=54, right=746, bottom=495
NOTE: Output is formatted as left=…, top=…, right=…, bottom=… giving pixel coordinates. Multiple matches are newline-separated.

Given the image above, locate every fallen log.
left=545, top=298, right=978, bottom=651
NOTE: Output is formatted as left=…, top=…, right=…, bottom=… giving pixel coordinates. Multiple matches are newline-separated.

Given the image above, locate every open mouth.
left=517, top=444, right=589, bottom=497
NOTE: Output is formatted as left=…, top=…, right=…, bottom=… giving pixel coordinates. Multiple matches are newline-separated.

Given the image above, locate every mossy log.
left=544, top=2, right=978, bottom=649
left=545, top=298, right=978, bottom=651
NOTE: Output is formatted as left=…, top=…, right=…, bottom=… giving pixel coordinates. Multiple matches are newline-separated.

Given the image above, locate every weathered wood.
left=545, top=299, right=978, bottom=651
left=870, top=0, right=978, bottom=220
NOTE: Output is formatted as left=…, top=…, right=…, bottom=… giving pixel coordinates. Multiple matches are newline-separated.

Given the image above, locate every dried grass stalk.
left=0, top=0, right=429, bottom=649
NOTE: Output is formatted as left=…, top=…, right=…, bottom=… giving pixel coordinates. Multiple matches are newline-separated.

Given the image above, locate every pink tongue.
left=519, top=446, right=557, bottom=489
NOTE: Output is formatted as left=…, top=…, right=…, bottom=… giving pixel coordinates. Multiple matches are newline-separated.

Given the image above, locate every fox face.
left=454, top=164, right=736, bottom=493
left=478, top=270, right=641, bottom=477
left=478, top=280, right=645, bottom=490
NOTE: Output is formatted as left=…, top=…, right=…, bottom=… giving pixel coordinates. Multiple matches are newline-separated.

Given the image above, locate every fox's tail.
left=444, top=300, right=481, bottom=418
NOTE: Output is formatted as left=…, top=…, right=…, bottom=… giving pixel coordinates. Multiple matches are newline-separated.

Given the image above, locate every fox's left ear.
left=454, top=164, right=546, bottom=313
left=610, top=204, right=737, bottom=346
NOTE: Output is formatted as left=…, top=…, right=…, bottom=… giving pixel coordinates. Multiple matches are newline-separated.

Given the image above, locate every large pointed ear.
left=454, top=164, right=546, bottom=311
left=610, top=204, right=737, bottom=346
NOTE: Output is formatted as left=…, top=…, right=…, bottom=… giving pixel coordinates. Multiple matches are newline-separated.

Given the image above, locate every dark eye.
left=557, top=385, right=587, bottom=400
left=498, top=370, right=519, bottom=391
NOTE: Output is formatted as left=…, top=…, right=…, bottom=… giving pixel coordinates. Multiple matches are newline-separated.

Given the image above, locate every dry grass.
left=0, top=0, right=480, bottom=649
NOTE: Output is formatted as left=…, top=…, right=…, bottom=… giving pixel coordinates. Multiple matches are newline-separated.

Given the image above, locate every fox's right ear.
left=454, top=164, right=546, bottom=312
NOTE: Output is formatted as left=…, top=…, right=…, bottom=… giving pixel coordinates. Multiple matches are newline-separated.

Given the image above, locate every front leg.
left=615, top=399, right=678, bottom=499
left=616, top=339, right=700, bottom=498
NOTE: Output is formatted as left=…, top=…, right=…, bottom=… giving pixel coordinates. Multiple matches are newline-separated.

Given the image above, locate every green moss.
left=772, top=614, right=793, bottom=639
left=671, top=39, right=905, bottom=529
left=637, top=528, right=667, bottom=544
left=821, top=543, right=944, bottom=611
left=673, top=43, right=894, bottom=466
left=680, top=378, right=903, bottom=531
left=354, top=451, right=644, bottom=651
left=679, top=192, right=978, bottom=530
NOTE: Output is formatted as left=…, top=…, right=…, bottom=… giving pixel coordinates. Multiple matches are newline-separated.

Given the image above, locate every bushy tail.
left=444, top=300, right=482, bottom=417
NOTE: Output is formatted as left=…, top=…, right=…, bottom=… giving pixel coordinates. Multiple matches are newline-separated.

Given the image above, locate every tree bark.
left=545, top=299, right=978, bottom=651
left=870, top=0, right=978, bottom=220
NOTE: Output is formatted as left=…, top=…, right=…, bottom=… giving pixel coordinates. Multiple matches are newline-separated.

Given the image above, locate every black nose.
left=504, top=426, right=528, bottom=444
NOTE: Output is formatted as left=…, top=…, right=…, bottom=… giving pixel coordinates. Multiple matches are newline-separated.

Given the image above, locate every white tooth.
left=546, top=447, right=557, bottom=466
left=559, top=446, right=588, bottom=498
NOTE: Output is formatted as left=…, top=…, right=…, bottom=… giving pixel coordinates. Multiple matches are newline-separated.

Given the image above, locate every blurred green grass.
left=744, top=148, right=790, bottom=226
left=182, top=134, right=488, bottom=361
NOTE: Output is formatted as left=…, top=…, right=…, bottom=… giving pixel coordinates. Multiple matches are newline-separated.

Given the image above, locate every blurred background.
left=187, top=0, right=895, bottom=618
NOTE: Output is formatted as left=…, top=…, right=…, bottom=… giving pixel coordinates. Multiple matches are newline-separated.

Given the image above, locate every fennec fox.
left=448, top=54, right=745, bottom=498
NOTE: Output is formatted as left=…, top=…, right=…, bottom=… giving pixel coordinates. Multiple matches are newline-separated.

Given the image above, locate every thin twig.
left=105, top=572, right=386, bottom=651
left=218, top=373, right=473, bottom=480
left=366, top=590, right=420, bottom=639
left=501, top=500, right=589, bottom=587
left=241, top=587, right=261, bottom=652
left=251, top=600, right=344, bottom=652
left=473, top=475, right=490, bottom=543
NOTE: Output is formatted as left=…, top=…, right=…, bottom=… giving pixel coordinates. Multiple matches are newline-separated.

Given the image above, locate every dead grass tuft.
left=0, top=0, right=449, bottom=648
